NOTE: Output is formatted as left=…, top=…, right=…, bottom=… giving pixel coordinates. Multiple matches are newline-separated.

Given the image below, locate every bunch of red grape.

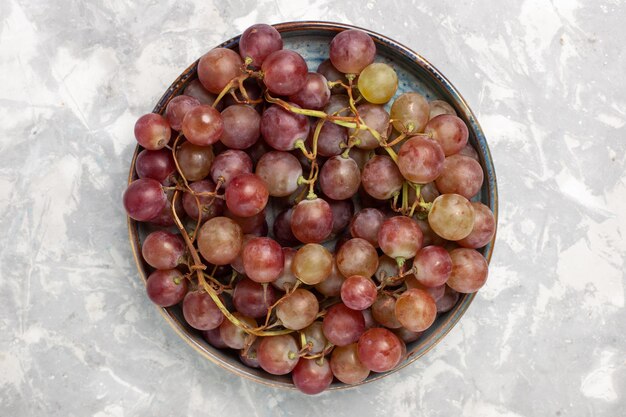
left=123, top=24, right=496, bottom=395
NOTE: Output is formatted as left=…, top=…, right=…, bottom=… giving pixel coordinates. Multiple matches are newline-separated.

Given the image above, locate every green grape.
left=357, top=63, right=398, bottom=104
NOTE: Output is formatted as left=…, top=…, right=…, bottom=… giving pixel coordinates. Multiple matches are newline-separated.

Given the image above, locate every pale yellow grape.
left=357, top=63, right=398, bottom=104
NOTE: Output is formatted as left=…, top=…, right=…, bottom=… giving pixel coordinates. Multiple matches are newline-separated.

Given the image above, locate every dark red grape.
left=397, top=136, right=445, bottom=184
left=341, top=275, right=377, bottom=310
left=181, top=180, right=224, bottom=223
left=437, top=285, right=460, bottom=313
left=457, top=202, right=496, bottom=249
left=242, top=237, right=284, bottom=283
left=142, top=230, right=185, bottom=270
left=350, top=208, right=385, bottom=247
left=328, top=198, right=353, bottom=234
left=210, top=149, right=253, bottom=187
left=317, top=59, right=348, bottom=94
left=273, top=208, right=299, bottom=246
left=319, top=156, right=361, bottom=200
left=317, top=122, right=348, bottom=157
left=202, top=328, right=228, bottom=349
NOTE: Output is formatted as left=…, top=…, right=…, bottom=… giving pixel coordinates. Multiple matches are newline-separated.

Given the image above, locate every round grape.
left=435, top=154, right=484, bottom=199
left=290, top=198, right=333, bottom=243
left=165, top=95, right=200, bottom=131
left=358, top=63, right=398, bottom=104
left=146, top=269, right=188, bottom=307
left=255, top=151, right=303, bottom=197
left=428, top=194, right=475, bottom=241
left=182, top=291, right=224, bottom=330
left=292, top=243, right=333, bottom=285
left=330, top=343, right=370, bottom=384
left=292, top=358, right=333, bottom=395
left=261, top=50, right=308, bottom=96
left=260, top=104, right=310, bottom=151
left=341, top=275, right=377, bottom=310
left=397, top=136, right=445, bottom=184
left=425, top=114, right=469, bottom=156
left=134, top=113, right=171, bottom=150
left=336, top=238, right=379, bottom=278
left=136, top=149, right=176, bottom=185
left=329, top=29, right=376, bottom=74
left=257, top=335, right=299, bottom=375
left=123, top=178, right=167, bottom=222
left=176, top=141, right=214, bottom=181
left=198, top=48, right=244, bottom=94
left=319, top=156, right=361, bottom=200
left=395, top=288, right=437, bottom=332
left=377, top=216, right=423, bottom=260
left=142, top=230, right=185, bottom=270
left=361, top=155, right=404, bottom=200
left=225, top=173, right=269, bottom=217
left=357, top=328, right=403, bottom=373
left=457, top=202, right=496, bottom=249
left=239, top=23, right=283, bottom=67
left=322, top=303, right=366, bottom=346
left=242, top=237, right=284, bottom=283
left=390, top=92, right=430, bottom=134
left=288, top=72, right=331, bottom=110
left=219, top=104, right=261, bottom=150
left=197, top=216, right=243, bottom=265
left=276, top=288, right=319, bottom=330
left=447, top=248, right=488, bottom=293
left=210, top=149, right=253, bottom=187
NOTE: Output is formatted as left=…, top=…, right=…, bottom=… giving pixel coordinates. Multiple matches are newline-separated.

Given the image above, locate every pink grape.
left=242, top=237, right=284, bottom=283
left=261, top=50, right=308, bottom=96
left=330, top=343, right=370, bottom=384
left=429, top=100, right=457, bottom=119
left=336, top=238, right=379, bottom=278
left=182, top=180, right=224, bottom=223
left=197, top=216, right=243, bottom=265
left=134, top=113, right=171, bottom=150
left=224, top=208, right=266, bottom=235
left=202, top=328, right=228, bottom=349
left=219, top=313, right=256, bottom=349
left=397, top=136, right=445, bottom=184
left=377, top=216, right=423, bottom=260
left=146, top=269, right=188, bottom=307
left=393, top=327, right=423, bottom=344
left=165, top=95, right=200, bottom=131
left=182, top=291, right=224, bottom=330
left=273, top=209, right=299, bottom=246
left=292, top=243, right=333, bottom=285
left=329, top=29, right=376, bottom=74
left=350, top=208, right=385, bottom=247
left=181, top=105, right=224, bottom=146
left=328, top=198, right=353, bottom=234
left=459, top=143, right=479, bottom=161
left=428, top=194, right=475, bottom=240
left=239, top=23, right=283, bottom=67
left=123, top=178, right=167, bottom=222
left=197, top=48, right=243, bottom=94
left=322, top=303, right=365, bottom=346
left=395, top=288, right=437, bottom=332
left=437, top=285, right=460, bottom=313
left=225, top=173, right=269, bottom=217
left=233, top=278, right=278, bottom=319
left=276, top=288, right=319, bottom=330
left=184, top=79, right=221, bottom=108
left=176, top=141, right=214, bottom=181
left=317, top=122, right=347, bottom=157
left=457, top=202, right=496, bottom=249
left=405, top=276, right=446, bottom=302
left=425, top=114, right=469, bottom=156
left=435, top=155, right=484, bottom=199
left=447, top=248, right=488, bottom=293
left=272, top=247, right=298, bottom=291
left=390, top=92, right=430, bottom=133
left=350, top=104, right=389, bottom=150
left=317, top=59, right=348, bottom=94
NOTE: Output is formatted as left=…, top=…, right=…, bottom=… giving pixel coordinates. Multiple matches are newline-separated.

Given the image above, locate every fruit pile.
left=123, top=24, right=496, bottom=395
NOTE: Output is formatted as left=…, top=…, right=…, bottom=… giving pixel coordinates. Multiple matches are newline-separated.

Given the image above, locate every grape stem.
left=169, top=190, right=293, bottom=337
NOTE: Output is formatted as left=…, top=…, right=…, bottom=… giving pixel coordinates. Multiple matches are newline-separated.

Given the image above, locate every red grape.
left=219, top=313, right=256, bottom=349
left=134, top=113, right=171, bottom=150
left=273, top=208, right=299, bottom=246
left=395, top=288, right=437, bottom=332
left=291, top=198, right=333, bottom=243
left=225, top=173, right=269, bottom=217
left=317, top=122, right=348, bottom=157
left=184, top=79, right=221, bottom=108
left=146, top=269, right=188, bottom=307
left=350, top=104, right=389, bottom=150
left=314, top=258, right=345, bottom=296
left=261, top=50, right=308, bottom=96
left=257, top=335, right=299, bottom=375
left=197, top=216, right=243, bottom=265
left=336, top=238, right=379, bottom=278
left=198, top=48, right=243, bottom=94
left=322, top=303, right=365, bottom=346
left=330, top=343, right=369, bottom=384
left=272, top=247, right=298, bottom=291
left=425, top=114, right=469, bottom=156
left=357, top=328, right=403, bottom=373
left=317, top=59, right=348, bottom=94
left=276, top=288, right=319, bottom=330
left=181, top=180, right=224, bottom=223
left=437, top=285, right=460, bottom=313
left=165, top=95, right=200, bottom=131
left=292, top=358, right=333, bottom=395
left=242, top=237, right=284, bottom=283
left=435, top=154, right=484, bottom=199
left=176, top=141, right=214, bottom=181
left=292, top=243, right=333, bottom=285
left=142, top=230, right=185, bottom=270
left=361, top=155, right=404, bottom=200
left=239, top=23, right=283, bottom=67
left=428, top=194, right=475, bottom=240
left=377, top=216, right=423, bottom=260
left=182, top=105, right=224, bottom=146
left=371, top=293, right=402, bottom=329
left=202, top=327, right=228, bottom=349
left=457, top=202, right=496, bottom=249
left=260, top=104, right=310, bottom=151
left=390, top=92, right=430, bottom=133
left=328, top=198, right=353, bottom=234
left=329, top=29, right=376, bottom=74
left=288, top=72, right=331, bottom=110
left=350, top=208, right=385, bottom=247
left=413, top=245, right=452, bottom=287
left=182, top=291, right=224, bottom=330
left=319, top=156, right=361, bottom=200
left=255, top=151, right=303, bottom=197
left=233, top=278, right=278, bottom=319
left=219, top=104, right=261, bottom=150
left=397, top=136, right=445, bottom=184
left=136, top=149, right=176, bottom=185
left=447, top=248, right=488, bottom=293
left=210, top=149, right=253, bottom=187
left=301, top=321, right=328, bottom=354
left=123, top=178, right=167, bottom=222
left=341, top=275, right=377, bottom=310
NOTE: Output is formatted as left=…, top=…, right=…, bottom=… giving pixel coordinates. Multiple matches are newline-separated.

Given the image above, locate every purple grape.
left=261, top=50, right=308, bottom=96
left=123, top=178, right=167, bottom=222
left=239, top=24, right=283, bottom=67
left=260, top=104, right=310, bottom=151
left=288, top=72, right=331, bottom=110
left=135, top=149, right=176, bottom=185
left=329, top=29, right=376, bottom=74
